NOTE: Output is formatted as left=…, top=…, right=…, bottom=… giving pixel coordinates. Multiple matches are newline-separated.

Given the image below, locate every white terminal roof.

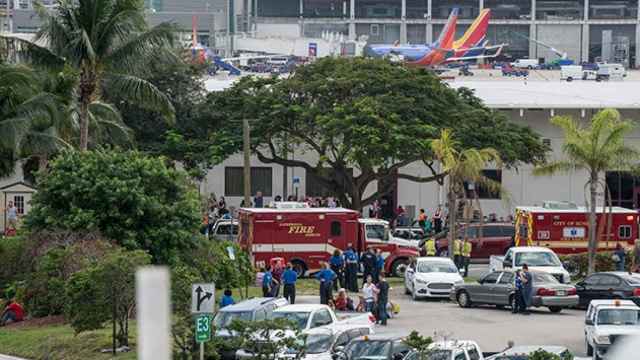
left=448, top=80, right=640, bottom=109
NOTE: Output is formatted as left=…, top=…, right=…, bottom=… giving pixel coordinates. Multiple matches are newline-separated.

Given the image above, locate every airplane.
left=363, top=8, right=506, bottom=67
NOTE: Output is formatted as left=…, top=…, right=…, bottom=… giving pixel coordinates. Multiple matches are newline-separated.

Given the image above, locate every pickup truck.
left=489, top=246, right=571, bottom=284
left=423, top=340, right=484, bottom=360
left=584, top=299, right=640, bottom=360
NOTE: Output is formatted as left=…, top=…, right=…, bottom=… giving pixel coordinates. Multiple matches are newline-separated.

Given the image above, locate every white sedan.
left=404, top=257, right=464, bottom=300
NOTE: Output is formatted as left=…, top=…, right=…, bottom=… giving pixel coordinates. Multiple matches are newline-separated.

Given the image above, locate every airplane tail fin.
left=453, top=8, right=491, bottom=51
left=435, top=8, right=458, bottom=49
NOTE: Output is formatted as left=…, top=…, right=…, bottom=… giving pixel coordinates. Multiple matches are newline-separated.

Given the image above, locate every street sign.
left=191, top=283, right=215, bottom=314
left=227, top=246, right=236, bottom=260
left=195, top=315, right=211, bottom=343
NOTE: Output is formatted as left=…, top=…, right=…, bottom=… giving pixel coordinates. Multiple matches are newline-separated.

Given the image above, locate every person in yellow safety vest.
left=453, top=237, right=463, bottom=270
left=462, top=238, right=472, bottom=278
left=425, top=238, right=436, bottom=256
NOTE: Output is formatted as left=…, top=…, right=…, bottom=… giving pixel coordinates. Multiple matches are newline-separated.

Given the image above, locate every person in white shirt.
left=361, top=275, right=378, bottom=312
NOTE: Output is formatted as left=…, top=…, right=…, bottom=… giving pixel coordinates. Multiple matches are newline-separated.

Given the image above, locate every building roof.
left=0, top=181, right=36, bottom=192
left=449, top=80, right=640, bottom=109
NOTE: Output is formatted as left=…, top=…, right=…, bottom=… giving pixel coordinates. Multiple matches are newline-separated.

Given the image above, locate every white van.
left=511, top=58, right=539, bottom=69
left=597, top=63, right=626, bottom=80
left=560, top=65, right=584, bottom=81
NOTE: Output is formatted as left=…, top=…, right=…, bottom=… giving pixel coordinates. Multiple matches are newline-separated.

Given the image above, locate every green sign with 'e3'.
left=195, top=315, right=211, bottom=343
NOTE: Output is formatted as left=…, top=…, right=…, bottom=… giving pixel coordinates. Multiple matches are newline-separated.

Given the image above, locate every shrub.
left=180, top=240, right=254, bottom=291
left=25, top=149, right=201, bottom=264
left=0, top=236, right=28, bottom=286
left=561, top=250, right=632, bottom=279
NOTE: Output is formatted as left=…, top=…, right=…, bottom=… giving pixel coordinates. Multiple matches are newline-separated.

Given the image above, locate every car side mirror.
left=585, top=319, right=593, bottom=326
left=334, top=345, right=345, bottom=353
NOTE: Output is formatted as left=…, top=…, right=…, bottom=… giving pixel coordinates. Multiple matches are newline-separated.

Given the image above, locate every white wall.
left=254, top=23, right=300, bottom=38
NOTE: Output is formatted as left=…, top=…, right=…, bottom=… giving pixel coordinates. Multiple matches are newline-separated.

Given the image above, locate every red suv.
left=433, top=223, right=515, bottom=259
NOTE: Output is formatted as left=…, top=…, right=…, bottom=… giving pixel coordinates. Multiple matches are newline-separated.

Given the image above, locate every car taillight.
left=537, top=288, right=556, bottom=296
left=568, top=288, right=577, bottom=296
left=633, top=288, right=640, bottom=297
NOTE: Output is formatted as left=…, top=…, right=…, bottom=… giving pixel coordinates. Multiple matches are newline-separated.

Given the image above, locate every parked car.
left=214, top=297, right=290, bottom=359
left=211, top=218, right=239, bottom=241
left=421, top=340, right=484, bottom=360
left=278, top=325, right=373, bottom=360
left=490, top=246, right=571, bottom=284
left=451, top=270, right=578, bottom=313
left=584, top=299, right=640, bottom=359
left=404, top=257, right=464, bottom=300
left=393, top=227, right=425, bottom=241
left=271, top=304, right=374, bottom=332
left=334, top=335, right=414, bottom=360
left=511, top=59, right=539, bottom=69
left=485, top=345, right=573, bottom=360
left=432, top=223, right=515, bottom=259
left=576, top=272, right=640, bottom=308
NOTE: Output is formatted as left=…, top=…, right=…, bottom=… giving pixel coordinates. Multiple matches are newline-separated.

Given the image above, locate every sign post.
left=192, top=283, right=215, bottom=360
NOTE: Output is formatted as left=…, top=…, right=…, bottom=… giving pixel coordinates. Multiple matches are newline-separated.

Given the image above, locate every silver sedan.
left=450, top=270, right=579, bottom=313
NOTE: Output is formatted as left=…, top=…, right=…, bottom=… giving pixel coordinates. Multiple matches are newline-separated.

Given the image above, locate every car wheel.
left=549, top=306, right=563, bottom=313
left=586, top=340, right=593, bottom=356
left=412, top=285, right=419, bottom=301
left=404, top=280, right=411, bottom=295
left=391, top=258, right=409, bottom=277
left=457, top=291, right=471, bottom=308
left=509, top=295, right=517, bottom=310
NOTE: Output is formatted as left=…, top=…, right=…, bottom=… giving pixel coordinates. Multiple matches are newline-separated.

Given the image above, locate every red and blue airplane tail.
left=409, top=8, right=458, bottom=66
left=452, top=9, right=491, bottom=57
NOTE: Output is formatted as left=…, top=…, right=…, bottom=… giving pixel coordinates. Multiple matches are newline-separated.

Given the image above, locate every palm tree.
left=431, top=129, right=504, bottom=259
left=533, top=109, right=639, bottom=275
left=3, top=0, right=176, bottom=151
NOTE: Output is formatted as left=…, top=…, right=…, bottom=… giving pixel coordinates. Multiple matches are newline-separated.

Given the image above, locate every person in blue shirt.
left=282, top=263, right=298, bottom=304
left=512, top=270, right=524, bottom=314
left=315, top=262, right=337, bottom=305
left=375, top=249, right=385, bottom=282
left=262, top=266, right=273, bottom=297
left=329, top=249, right=345, bottom=291
left=344, top=245, right=359, bottom=292
left=220, top=289, right=235, bottom=308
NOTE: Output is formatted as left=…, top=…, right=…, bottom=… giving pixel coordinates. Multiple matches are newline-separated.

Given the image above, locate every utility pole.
left=243, top=119, right=251, bottom=207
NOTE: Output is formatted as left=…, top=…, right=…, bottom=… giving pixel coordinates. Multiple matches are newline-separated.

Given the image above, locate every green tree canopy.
left=25, top=149, right=201, bottom=263
left=205, top=57, right=547, bottom=210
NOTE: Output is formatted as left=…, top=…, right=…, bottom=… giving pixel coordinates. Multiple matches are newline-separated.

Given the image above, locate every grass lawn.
left=0, top=318, right=137, bottom=360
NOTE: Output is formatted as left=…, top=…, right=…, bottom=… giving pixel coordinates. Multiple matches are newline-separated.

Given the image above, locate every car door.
left=474, top=272, right=502, bottom=303
left=578, top=275, right=605, bottom=306
left=494, top=271, right=515, bottom=305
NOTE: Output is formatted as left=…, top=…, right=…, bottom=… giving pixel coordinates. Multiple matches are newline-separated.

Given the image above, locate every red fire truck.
left=237, top=207, right=419, bottom=277
left=514, top=203, right=639, bottom=255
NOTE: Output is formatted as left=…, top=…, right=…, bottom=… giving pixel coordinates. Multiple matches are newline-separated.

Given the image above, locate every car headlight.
left=415, top=278, right=428, bottom=285
left=454, top=280, right=464, bottom=285
left=595, top=335, right=611, bottom=345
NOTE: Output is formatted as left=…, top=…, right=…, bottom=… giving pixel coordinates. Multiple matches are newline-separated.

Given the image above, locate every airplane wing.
left=436, top=43, right=507, bottom=62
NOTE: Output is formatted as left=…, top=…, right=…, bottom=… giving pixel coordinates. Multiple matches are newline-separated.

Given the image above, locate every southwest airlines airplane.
left=364, top=8, right=505, bottom=67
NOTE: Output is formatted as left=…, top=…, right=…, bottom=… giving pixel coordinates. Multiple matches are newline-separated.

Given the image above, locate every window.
left=504, top=250, right=513, bottom=264
left=599, top=275, right=621, bottom=287
left=331, top=221, right=342, bottom=236
left=499, top=272, right=515, bottom=284
left=254, top=308, right=267, bottom=321
left=13, top=196, right=25, bottom=215
left=483, top=226, right=503, bottom=238
left=224, top=167, right=272, bottom=197
left=482, top=272, right=501, bottom=284
left=370, top=24, right=379, bottom=36
left=335, top=332, right=350, bottom=348
left=502, top=226, right=516, bottom=237
left=584, top=274, right=604, bottom=286
left=311, top=309, right=333, bottom=328
left=464, top=226, right=478, bottom=238
left=467, top=347, right=482, bottom=360
left=455, top=353, right=467, bottom=360
left=619, top=225, right=632, bottom=239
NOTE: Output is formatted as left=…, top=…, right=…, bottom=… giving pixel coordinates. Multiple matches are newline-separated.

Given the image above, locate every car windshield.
left=515, top=252, right=561, bottom=267
left=213, top=311, right=253, bottom=328
left=304, top=333, right=334, bottom=354
left=532, top=272, right=560, bottom=284
left=345, top=340, right=391, bottom=359
left=426, top=350, right=453, bottom=360
left=417, top=262, right=458, bottom=273
left=271, top=311, right=310, bottom=330
left=597, top=309, right=640, bottom=326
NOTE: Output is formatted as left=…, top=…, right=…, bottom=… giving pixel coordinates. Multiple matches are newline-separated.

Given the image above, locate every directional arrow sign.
left=191, top=283, right=215, bottom=314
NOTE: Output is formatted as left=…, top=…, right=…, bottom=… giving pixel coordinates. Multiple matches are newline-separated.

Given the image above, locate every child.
left=220, top=289, right=235, bottom=308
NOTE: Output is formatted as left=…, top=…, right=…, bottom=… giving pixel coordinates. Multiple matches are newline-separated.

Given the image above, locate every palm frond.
left=103, top=73, right=175, bottom=122
left=532, top=160, right=577, bottom=176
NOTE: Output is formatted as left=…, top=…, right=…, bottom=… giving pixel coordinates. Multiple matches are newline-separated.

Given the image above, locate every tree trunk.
left=112, top=291, right=117, bottom=355
left=587, top=173, right=598, bottom=275
left=79, top=66, right=96, bottom=151
left=37, top=154, right=48, bottom=173
left=447, top=181, right=457, bottom=260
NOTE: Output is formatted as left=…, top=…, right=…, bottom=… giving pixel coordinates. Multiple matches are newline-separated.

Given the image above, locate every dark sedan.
left=451, top=270, right=579, bottom=313
left=576, top=271, right=640, bottom=307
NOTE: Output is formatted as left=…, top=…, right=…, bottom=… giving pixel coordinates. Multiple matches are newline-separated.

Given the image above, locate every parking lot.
left=298, top=263, right=589, bottom=357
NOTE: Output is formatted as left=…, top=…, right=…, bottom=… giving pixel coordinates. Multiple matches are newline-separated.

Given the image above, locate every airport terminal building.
left=3, top=1, right=640, bottom=67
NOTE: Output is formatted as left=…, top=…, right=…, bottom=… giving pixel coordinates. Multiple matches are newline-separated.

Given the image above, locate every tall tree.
left=206, top=58, right=546, bottom=210
left=3, top=0, right=176, bottom=151
left=431, top=129, right=504, bottom=259
left=533, top=109, right=639, bottom=275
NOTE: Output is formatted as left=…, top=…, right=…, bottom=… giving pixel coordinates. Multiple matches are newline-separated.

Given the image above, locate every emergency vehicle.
left=237, top=207, right=419, bottom=277
left=514, top=202, right=639, bottom=255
